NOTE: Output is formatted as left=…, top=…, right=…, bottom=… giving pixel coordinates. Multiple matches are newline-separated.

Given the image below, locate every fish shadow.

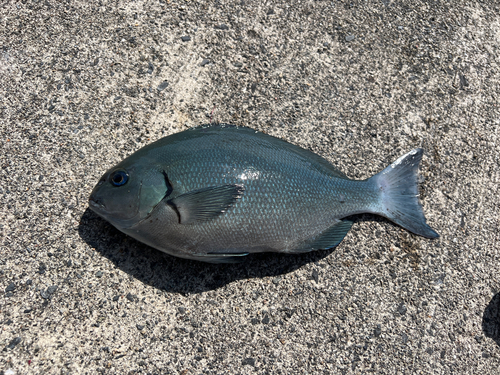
left=78, top=208, right=347, bottom=294
left=482, top=292, right=500, bottom=346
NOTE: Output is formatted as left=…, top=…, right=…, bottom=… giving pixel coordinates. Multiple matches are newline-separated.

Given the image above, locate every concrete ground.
left=1, top=0, right=499, bottom=374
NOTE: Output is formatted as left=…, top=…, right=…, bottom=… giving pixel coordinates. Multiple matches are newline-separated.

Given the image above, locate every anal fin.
left=297, top=219, right=353, bottom=252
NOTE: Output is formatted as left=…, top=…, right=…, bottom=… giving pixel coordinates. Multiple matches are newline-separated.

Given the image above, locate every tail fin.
left=370, top=148, right=439, bottom=238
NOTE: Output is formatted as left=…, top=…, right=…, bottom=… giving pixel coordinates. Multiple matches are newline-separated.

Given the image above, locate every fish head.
left=89, top=157, right=169, bottom=230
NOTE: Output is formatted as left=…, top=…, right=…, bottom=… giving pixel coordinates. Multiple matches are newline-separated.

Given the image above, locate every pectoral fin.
left=169, top=184, right=244, bottom=224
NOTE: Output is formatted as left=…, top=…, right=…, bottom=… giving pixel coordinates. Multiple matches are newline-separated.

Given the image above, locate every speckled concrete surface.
left=1, top=0, right=499, bottom=374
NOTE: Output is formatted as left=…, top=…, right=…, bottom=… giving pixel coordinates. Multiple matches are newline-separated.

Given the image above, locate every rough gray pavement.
left=1, top=0, right=499, bottom=374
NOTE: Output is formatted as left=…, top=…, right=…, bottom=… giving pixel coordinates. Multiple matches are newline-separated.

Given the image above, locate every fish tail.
left=369, top=148, right=439, bottom=238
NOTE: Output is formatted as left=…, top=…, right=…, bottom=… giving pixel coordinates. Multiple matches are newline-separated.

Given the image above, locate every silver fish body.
left=89, top=124, right=438, bottom=263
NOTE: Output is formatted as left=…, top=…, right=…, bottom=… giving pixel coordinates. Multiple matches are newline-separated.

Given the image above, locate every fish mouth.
left=88, top=195, right=106, bottom=212
left=87, top=180, right=149, bottom=229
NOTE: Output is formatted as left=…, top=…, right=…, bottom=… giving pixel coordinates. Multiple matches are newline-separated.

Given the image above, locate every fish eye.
left=110, top=170, right=129, bottom=187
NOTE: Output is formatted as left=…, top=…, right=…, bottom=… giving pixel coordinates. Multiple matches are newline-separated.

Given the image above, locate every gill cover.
left=89, top=162, right=169, bottom=229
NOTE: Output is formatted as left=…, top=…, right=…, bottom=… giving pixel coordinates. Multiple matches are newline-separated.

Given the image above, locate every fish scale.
left=89, top=124, right=438, bottom=263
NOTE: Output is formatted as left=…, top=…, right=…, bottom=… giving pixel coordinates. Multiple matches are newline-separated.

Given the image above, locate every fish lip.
left=88, top=196, right=105, bottom=211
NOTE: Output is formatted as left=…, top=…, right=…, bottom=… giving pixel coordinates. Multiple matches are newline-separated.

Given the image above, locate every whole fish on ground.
left=89, top=124, right=439, bottom=263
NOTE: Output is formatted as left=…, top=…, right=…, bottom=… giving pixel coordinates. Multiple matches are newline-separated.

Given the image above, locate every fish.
left=89, top=124, right=438, bottom=263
